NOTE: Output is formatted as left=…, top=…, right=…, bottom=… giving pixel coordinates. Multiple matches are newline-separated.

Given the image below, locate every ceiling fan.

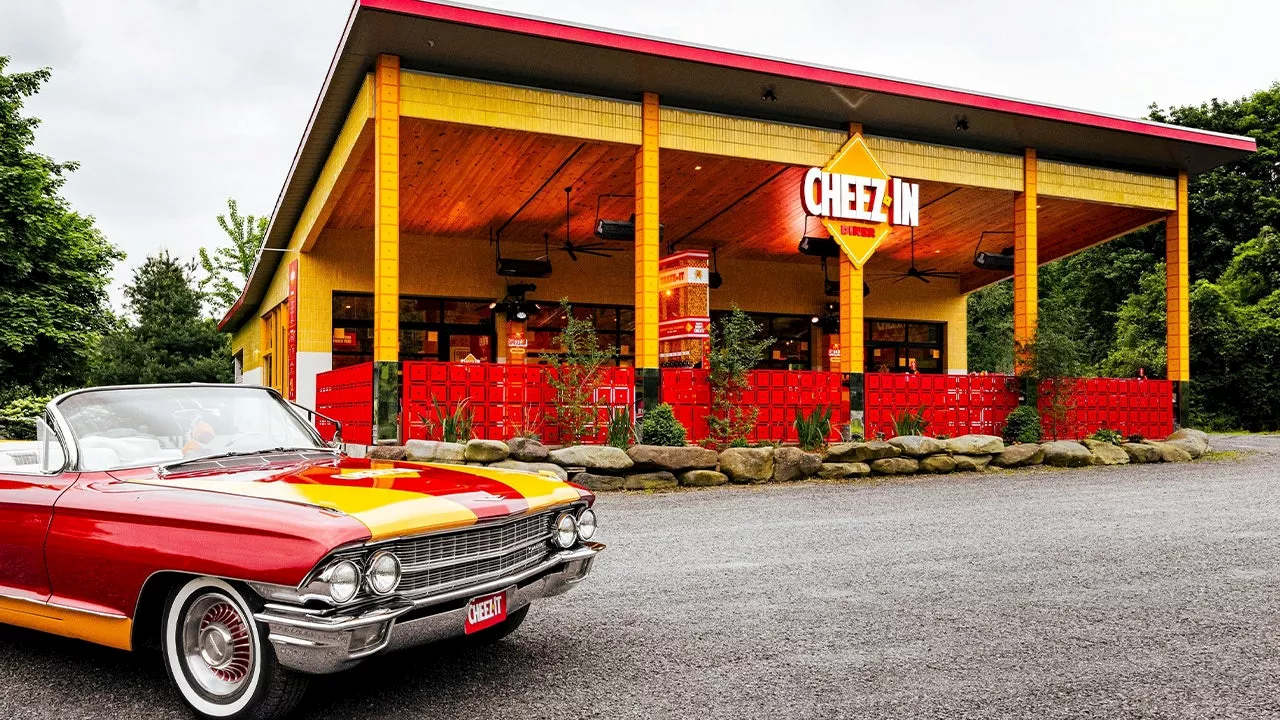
left=556, top=186, right=622, bottom=261
left=872, top=227, right=959, bottom=284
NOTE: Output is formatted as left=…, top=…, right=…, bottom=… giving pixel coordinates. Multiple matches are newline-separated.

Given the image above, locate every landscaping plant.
left=891, top=406, right=929, bottom=436
left=1089, top=427, right=1123, bottom=445
left=638, top=403, right=687, bottom=447
left=793, top=405, right=832, bottom=451
left=545, top=300, right=615, bottom=445
left=0, top=393, right=50, bottom=440
left=419, top=395, right=474, bottom=443
left=704, top=306, right=772, bottom=449
left=606, top=406, right=636, bottom=449
left=1002, top=405, right=1043, bottom=444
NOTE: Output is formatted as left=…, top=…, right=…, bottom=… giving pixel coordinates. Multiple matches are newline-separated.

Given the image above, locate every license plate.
left=464, top=590, right=508, bottom=634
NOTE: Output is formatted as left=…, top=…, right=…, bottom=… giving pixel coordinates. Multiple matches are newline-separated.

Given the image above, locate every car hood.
left=114, top=456, right=584, bottom=541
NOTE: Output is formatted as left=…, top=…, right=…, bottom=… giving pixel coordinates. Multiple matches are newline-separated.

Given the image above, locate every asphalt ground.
left=2, top=435, right=1278, bottom=719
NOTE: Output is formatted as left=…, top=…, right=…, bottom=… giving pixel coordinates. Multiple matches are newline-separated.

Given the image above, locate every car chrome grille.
left=381, top=512, right=557, bottom=597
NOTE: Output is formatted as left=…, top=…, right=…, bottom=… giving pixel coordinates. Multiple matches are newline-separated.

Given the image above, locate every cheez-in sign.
left=800, top=134, right=919, bottom=267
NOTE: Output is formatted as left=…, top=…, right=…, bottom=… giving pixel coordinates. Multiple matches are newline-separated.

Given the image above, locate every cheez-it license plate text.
left=465, top=591, right=507, bottom=634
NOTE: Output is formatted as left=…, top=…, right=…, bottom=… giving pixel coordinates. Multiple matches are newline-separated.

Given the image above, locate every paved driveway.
left=2, top=438, right=1278, bottom=719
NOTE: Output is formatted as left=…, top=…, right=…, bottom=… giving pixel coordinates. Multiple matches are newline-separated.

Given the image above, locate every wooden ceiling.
left=326, top=118, right=1166, bottom=289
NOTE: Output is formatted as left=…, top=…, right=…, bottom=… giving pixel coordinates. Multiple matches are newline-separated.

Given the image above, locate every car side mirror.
left=287, top=401, right=344, bottom=448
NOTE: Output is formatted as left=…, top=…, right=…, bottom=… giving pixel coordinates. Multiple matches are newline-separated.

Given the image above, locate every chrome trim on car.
left=258, top=542, right=603, bottom=675
left=396, top=531, right=553, bottom=574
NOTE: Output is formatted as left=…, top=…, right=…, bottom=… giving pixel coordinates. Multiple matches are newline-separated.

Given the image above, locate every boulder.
left=773, top=447, right=822, bottom=482
left=1121, top=443, right=1162, bottom=464
left=888, top=435, right=946, bottom=457
left=571, top=472, right=625, bottom=492
left=680, top=470, right=729, bottom=487
left=1081, top=439, right=1130, bottom=466
left=549, top=445, right=634, bottom=472
left=405, top=440, right=466, bottom=463
left=870, top=457, right=919, bottom=475
left=626, top=444, right=718, bottom=471
left=1040, top=441, right=1093, bottom=467
left=1148, top=441, right=1193, bottom=463
left=507, top=437, right=550, bottom=462
left=1168, top=428, right=1210, bottom=445
left=825, top=441, right=900, bottom=463
left=945, top=434, right=1005, bottom=455
left=816, top=462, right=871, bottom=479
left=366, top=445, right=408, bottom=461
left=464, top=439, right=510, bottom=463
left=919, top=454, right=956, bottom=473
left=623, top=471, right=678, bottom=491
left=489, top=459, right=569, bottom=481
left=1164, top=436, right=1208, bottom=459
left=992, top=443, right=1044, bottom=468
left=952, top=454, right=992, bottom=472
left=718, top=447, right=775, bottom=484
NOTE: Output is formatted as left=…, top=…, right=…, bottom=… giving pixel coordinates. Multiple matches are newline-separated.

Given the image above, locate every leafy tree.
left=199, top=198, right=267, bottom=317
left=966, top=279, right=1013, bottom=373
left=0, top=57, right=122, bottom=396
left=1099, top=265, right=1168, bottom=378
left=545, top=300, right=614, bottom=445
left=704, top=306, right=772, bottom=449
left=91, top=252, right=233, bottom=385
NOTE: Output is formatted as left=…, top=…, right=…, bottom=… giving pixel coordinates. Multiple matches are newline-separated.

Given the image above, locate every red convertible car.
left=0, top=384, right=602, bottom=719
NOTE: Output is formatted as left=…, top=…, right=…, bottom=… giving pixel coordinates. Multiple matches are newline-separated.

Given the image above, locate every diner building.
left=220, top=0, right=1255, bottom=444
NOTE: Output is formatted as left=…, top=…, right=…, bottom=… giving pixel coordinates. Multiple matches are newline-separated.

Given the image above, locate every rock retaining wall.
left=363, top=428, right=1212, bottom=491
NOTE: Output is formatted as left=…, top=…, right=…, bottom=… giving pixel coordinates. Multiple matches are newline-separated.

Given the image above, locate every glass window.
left=442, top=301, right=490, bottom=325
left=399, top=297, right=439, bottom=324
left=332, top=293, right=495, bottom=363
left=710, top=311, right=815, bottom=370
left=865, top=319, right=945, bottom=374
left=333, top=294, right=373, bottom=322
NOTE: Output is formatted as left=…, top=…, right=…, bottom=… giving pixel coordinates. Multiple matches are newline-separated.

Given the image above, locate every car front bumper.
left=256, top=542, right=603, bottom=674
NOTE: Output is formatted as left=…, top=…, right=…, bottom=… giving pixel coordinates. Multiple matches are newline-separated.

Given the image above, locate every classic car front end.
left=251, top=504, right=602, bottom=675
left=0, top=384, right=603, bottom=720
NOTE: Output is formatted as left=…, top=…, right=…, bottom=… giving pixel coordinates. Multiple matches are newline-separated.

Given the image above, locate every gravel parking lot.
left=2, top=436, right=1278, bottom=719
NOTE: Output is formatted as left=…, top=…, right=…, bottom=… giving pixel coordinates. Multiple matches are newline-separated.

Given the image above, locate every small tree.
left=704, top=306, right=772, bottom=449
left=198, top=198, right=268, bottom=318
left=91, top=252, right=233, bottom=385
left=1015, top=300, right=1083, bottom=440
left=545, top=301, right=614, bottom=445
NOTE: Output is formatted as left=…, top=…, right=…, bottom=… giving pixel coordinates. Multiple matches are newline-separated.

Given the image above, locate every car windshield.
left=55, top=386, right=323, bottom=471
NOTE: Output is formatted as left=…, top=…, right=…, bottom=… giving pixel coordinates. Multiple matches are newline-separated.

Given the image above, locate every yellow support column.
left=634, top=92, right=661, bottom=414
left=1014, top=148, right=1038, bottom=371
left=840, top=123, right=866, bottom=422
left=372, top=54, right=402, bottom=442
left=1166, top=170, right=1190, bottom=424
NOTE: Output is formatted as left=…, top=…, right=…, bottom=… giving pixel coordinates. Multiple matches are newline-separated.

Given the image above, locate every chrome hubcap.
left=182, top=594, right=254, bottom=697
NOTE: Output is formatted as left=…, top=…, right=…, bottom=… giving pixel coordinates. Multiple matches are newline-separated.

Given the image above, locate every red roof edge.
left=361, top=0, right=1256, bottom=153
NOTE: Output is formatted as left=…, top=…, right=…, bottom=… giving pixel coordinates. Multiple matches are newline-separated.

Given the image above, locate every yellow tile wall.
left=659, top=107, right=844, bottom=166
left=1014, top=148, right=1038, bottom=363
left=292, top=74, right=373, bottom=253
left=867, top=136, right=1023, bottom=191
left=399, top=71, right=641, bottom=145
left=373, top=55, right=400, bottom=362
left=1038, top=159, right=1176, bottom=210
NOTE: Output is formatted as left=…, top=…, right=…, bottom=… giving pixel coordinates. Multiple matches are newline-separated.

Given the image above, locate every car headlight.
left=553, top=511, right=578, bottom=549
left=577, top=508, right=597, bottom=541
left=366, top=551, right=401, bottom=595
left=325, top=560, right=361, bottom=604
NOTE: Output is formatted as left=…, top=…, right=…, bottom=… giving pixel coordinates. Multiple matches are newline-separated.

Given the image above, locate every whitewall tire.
left=161, top=577, right=308, bottom=720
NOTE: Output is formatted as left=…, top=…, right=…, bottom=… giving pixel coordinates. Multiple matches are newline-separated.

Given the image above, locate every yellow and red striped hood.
left=121, top=457, right=587, bottom=541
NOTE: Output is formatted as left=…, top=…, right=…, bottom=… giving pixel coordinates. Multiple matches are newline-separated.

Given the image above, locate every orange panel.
left=1166, top=171, right=1190, bottom=382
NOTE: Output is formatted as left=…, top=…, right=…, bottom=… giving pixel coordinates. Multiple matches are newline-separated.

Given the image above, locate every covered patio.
left=220, top=0, right=1254, bottom=445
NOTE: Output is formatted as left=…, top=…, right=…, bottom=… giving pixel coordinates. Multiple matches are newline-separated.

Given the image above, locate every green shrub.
left=1003, top=405, right=1043, bottom=444
left=0, top=394, right=50, bottom=440
left=606, top=407, right=635, bottom=450
left=846, top=418, right=865, bottom=442
left=638, top=404, right=687, bottom=447
left=1127, top=433, right=1145, bottom=444
left=793, top=406, right=832, bottom=451
left=728, top=437, right=750, bottom=448
left=1089, top=427, right=1123, bottom=445
left=892, top=407, right=928, bottom=436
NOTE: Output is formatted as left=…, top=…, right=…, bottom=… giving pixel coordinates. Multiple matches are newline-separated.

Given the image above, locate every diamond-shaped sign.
left=801, top=133, right=918, bottom=269
left=822, top=135, right=890, bottom=267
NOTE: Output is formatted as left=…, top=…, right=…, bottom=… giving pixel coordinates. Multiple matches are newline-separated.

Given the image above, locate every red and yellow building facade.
left=221, top=0, right=1253, bottom=438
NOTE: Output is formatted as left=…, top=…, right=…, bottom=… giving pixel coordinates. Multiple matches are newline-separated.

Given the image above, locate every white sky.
left=2, top=0, right=1277, bottom=308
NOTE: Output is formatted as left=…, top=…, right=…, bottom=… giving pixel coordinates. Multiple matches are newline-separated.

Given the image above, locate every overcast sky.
left=3, top=0, right=1277, bottom=308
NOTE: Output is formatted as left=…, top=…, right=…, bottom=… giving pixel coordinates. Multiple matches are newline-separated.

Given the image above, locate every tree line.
left=1, top=57, right=1277, bottom=433
left=967, top=83, right=1280, bottom=431
left=0, top=58, right=261, bottom=436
